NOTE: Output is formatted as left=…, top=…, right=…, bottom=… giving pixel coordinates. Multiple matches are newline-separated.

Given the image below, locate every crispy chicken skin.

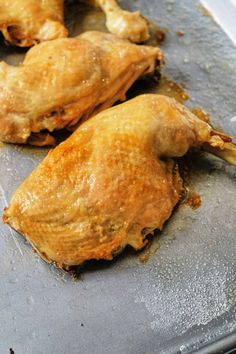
left=0, top=0, right=67, bottom=46
left=0, top=31, right=162, bottom=145
left=3, top=94, right=236, bottom=269
left=0, top=0, right=149, bottom=46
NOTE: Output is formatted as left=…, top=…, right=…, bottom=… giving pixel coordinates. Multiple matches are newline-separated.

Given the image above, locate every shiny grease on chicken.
left=0, top=0, right=149, bottom=46
left=0, top=31, right=162, bottom=146
left=3, top=94, right=236, bottom=269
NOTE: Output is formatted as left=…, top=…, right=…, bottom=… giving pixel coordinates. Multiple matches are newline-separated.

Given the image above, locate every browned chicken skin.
left=3, top=94, right=236, bottom=269
left=0, top=0, right=149, bottom=46
left=0, top=31, right=162, bottom=145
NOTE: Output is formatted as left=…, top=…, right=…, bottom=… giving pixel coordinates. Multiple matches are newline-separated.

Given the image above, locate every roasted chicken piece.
left=0, top=31, right=162, bottom=145
left=3, top=94, right=236, bottom=269
left=94, top=0, right=149, bottom=42
left=0, top=0, right=149, bottom=46
left=0, top=0, right=67, bottom=46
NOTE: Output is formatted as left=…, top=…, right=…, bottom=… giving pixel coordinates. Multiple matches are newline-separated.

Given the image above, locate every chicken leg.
left=3, top=94, right=236, bottom=269
left=0, top=31, right=162, bottom=145
left=94, top=0, right=149, bottom=42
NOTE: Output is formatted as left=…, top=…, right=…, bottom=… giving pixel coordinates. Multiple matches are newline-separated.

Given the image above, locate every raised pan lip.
left=201, top=0, right=236, bottom=45
left=190, top=330, right=236, bottom=354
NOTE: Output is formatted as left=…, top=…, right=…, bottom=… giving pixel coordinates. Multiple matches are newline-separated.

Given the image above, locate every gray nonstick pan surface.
left=0, top=1, right=236, bottom=353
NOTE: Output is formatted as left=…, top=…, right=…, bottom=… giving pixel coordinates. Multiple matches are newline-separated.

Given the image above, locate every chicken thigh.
left=0, top=0, right=149, bottom=46
left=3, top=94, right=236, bottom=269
left=0, top=0, right=67, bottom=46
left=0, top=31, right=162, bottom=145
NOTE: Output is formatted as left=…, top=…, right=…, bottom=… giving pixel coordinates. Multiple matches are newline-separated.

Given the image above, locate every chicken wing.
left=0, top=0, right=149, bottom=46
left=0, top=31, right=162, bottom=145
left=0, top=0, right=67, bottom=47
left=3, top=94, right=236, bottom=269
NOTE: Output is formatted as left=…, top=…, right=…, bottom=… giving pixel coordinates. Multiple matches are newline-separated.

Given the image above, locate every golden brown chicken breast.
left=3, top=94, right=236, bottom=269
left=0, top=31, right=162, bottom=145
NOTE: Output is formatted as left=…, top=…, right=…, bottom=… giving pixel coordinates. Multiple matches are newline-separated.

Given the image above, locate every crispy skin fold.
left=5, top=94, right=236, bottom=269
left=0, top=31, right=163, bottom=145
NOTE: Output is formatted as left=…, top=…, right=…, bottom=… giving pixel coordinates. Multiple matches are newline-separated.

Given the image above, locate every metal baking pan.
left=0, top=0, right=236, bottom=353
